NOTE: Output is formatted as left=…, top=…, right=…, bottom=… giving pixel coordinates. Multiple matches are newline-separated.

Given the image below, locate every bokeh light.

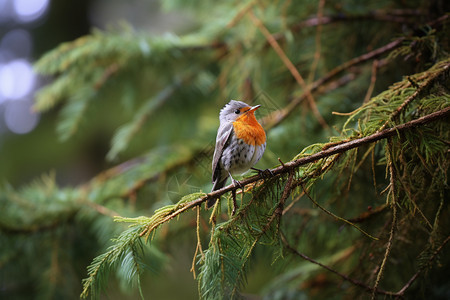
left=4, top=99, right=39, bottom=134
left=0, top=0, right=12, bottom=24
left=13, top=0, right=50, bottom=23
left=1, top=29, right=33, bottom=58
left=0, top=0, right=50, bottom=135
left=0, top=59, right=35, bottom=100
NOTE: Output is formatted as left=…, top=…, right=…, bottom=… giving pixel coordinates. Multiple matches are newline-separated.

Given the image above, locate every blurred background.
left=0, top=0, right=191, bottom=185
left=0, top=1, right=200, bottom=299
left=0, top=0, right=448, bottom=299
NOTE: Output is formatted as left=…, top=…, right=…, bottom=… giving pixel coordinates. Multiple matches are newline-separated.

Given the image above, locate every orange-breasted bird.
left=208, top=100, right=266, bottom=208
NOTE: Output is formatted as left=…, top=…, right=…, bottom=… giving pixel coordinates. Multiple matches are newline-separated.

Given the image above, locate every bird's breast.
left=232, top=114, right=266, bottom=146
left=221, top=134, right=266, bottom=175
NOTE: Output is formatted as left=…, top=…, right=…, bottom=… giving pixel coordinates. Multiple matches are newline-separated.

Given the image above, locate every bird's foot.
left=231, top=177, right=244, bottom=189
left=251, top=167, right=274, bottom=178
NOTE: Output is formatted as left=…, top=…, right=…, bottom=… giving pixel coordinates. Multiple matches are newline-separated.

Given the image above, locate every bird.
left=208, top=100, right=266, bottom=208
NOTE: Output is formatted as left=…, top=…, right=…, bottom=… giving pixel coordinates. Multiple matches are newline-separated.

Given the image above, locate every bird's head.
left=219, top=100, right=261, bottom=123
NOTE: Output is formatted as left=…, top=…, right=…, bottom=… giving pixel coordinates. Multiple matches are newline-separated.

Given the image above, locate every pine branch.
left=260, top=37, right=403, bottom=130
left=107, top=75, right=188, bottom=160
left=0, top=212, right=77, bottom=234
left=79, top=145, right=197, bottom=205
left=80, top=226, right=145, bottom=299
left=378, top=61, right=450, bottom=131
left=272, top=9, right=425, bottom=39
left=139, top=106, right=449, bottom=238
left=187, top=10, right=435, bottom=53
left=311, top=14, right=447, bottom=106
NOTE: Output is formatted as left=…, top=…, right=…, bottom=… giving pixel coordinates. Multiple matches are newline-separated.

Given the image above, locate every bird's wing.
left=212, top=122, right=233, bottom=182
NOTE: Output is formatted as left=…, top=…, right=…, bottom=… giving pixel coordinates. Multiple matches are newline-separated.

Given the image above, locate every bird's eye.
left=234, top=109, right=240, bottom=114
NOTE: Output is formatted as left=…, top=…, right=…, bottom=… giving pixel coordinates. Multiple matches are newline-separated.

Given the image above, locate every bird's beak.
left=248, top=105, right=261, bottom=113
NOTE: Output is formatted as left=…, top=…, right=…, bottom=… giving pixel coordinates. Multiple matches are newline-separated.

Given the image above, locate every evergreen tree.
left=1, top=1, right=449, bottom=299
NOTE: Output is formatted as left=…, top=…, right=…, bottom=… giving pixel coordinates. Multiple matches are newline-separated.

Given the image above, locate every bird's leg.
left=229, top=173, right=242, bottom=216
left=251, top=167, right=274, bottom=178
left=229, top=173, right=244, bottom=189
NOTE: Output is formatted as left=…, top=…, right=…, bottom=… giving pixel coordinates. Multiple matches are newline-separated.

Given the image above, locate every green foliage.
left=199, top=176, right=285, bottom=299
left=2, top=0, right=449, bottom=299
left=81, top=226, right=145, bottom=299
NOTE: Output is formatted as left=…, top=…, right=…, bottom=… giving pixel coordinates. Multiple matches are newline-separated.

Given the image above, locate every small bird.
left=208, top=100, right=266, bottom=208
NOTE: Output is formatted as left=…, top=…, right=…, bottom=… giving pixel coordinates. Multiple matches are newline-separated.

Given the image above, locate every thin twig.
left=307, top=0, right=326, bottom=84
left=271, top=10, right=424, bottom=41
left=94, top=64, right=119, bottom=90
left=396, top=234, right=450, bottom=296
left=347, top=204, right=388, bottom=223
left=371, top=145, right=398, bottom=299
left=282, top=191, right=305, bottom=215
left=280, top=232, right=396, bottom=296
left=226, top=0, right=257, bottom=29
left=248, top=10, right=330, bottom=130
left=300, top=182, right=378, bottom=240
left=363, top=59, right=380, bottom=103
left=262, top=73, right=355, bottom=130
left=270, top=170, right=294, bottom=232
left=85, top=201, right=121, bottom=217
left=229, top=171, right=294, bottom=298
left=379, top=62, right=450, bottom=131
left=261, top=32, right=406, bottom=129
left=190, top=206, right=205, bottom=279
left=316, top=38, right=404, bottom=92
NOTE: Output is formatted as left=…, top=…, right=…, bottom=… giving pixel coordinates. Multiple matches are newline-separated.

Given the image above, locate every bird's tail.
left=207, top=178, right=228, bottom=208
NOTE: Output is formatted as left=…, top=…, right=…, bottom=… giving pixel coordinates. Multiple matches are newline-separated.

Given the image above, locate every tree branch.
left=204, top=106, right=447, bottom=204
left=260, top=36, right=402, bottom=129
left=264, top=14, right=448, bottom=128
left=280, top=232, right=396, bottom=296
left=379, top=61, right=450, bottom=131
left=272, top=9, right=425, bottom=40
left=257, top=106, right=449, bottom=183
left=139, top=106, right=449, bottom=237
left=371, top=146, right=398, bottom=299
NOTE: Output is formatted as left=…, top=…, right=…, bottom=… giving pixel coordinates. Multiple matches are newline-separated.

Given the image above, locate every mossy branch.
left=138, top=106, right=449, bottom=238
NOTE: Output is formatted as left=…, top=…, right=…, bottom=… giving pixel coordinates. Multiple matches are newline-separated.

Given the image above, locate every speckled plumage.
left=220, top=133, right=265, bottom=175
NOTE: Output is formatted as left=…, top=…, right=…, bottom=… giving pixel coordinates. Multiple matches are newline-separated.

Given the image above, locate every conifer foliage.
left=1, top=1, right=449, bottom=299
